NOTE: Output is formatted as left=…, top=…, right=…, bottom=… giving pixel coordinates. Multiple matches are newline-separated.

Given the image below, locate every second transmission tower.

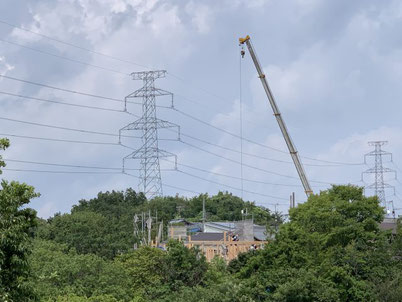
left=120, top=70, right=179, bottom=199
left=362, top=141, right=396, bottom=214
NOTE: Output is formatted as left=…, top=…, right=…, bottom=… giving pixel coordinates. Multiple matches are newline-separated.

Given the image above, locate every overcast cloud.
left=0, top=0, right=401, bottom=217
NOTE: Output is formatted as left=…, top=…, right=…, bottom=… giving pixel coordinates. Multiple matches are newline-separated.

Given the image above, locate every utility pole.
left=289, top=192, right=295, bottom=209
left=202, top=196, right=206, bottom=232
left=119, top=70, right=179, bottom=200
left=362, top=141, right=396, bottom=215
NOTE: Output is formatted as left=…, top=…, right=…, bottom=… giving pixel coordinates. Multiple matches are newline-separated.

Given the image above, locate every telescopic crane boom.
left=239, top=35, right=313, bottom=196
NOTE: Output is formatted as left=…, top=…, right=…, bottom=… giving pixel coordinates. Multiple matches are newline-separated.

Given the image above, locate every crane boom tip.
left=239, top=35, right=250, bottom=44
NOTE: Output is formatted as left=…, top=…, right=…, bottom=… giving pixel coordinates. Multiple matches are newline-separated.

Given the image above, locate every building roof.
left=253, top=225, right=267, bottom=241
left=169, top=218, right=194, bottom=225
left=380, top=218, right=398, bottom=235
left=204, top=221, right=236, bottom=231
left=190, top=232, right=225, bottom=241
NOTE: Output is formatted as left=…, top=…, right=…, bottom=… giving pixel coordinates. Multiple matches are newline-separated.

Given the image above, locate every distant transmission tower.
left=362, top=141, right=396, bottom=214
left=120, top=70, right=179, bottom=199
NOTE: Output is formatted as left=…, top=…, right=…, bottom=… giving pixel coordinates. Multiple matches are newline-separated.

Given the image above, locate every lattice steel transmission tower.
left=362, top=141, right=396, bottom=214
left=120, top=70, right=179, bottom=199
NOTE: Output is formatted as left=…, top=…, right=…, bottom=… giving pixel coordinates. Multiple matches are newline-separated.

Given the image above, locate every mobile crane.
left=239, top=35, right=313, bottom=196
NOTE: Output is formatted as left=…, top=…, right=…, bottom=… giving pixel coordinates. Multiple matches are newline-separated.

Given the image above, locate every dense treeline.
left=0, top=140, right=401, bottom=301
left=35, top=190, right=278, bottom=259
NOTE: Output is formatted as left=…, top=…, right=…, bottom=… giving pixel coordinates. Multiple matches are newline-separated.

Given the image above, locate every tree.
left=40, top=211, right=132, bottom=259
left=164, top=239, right=208, bottom=290
left=237, top=185, right=399, bottom=301
left=157, top=257, right=249, bottom=302
left=117, top=246, right=168, bottom=300
left=27, top=239, right=132, bottom=301
left=0, top=138, right=40, bottom=301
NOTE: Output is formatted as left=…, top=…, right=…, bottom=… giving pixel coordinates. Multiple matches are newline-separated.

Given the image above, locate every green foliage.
left=23, top=184, right=401, bottom=301
left=237, top=185, right=401, bottom=301
left=72, top=189, right=146, bottom=218
left=0, top=179, right=39, bottom=301
left=117, top=246, right=167, bottom=299
left=40, top=211, right=127, bottom=259
left=44, top=294, right=121, bottom=302
left=37, top=190, right=276, bottom=260
left=0, top=138, right=9, bottom=172
left=158, top=256, right=250, bottom=302
left=227, top=250, right=260, bottom=274
left=164, top=240, right=208, bottom=290
left=27, top=239, right=132, bottom=301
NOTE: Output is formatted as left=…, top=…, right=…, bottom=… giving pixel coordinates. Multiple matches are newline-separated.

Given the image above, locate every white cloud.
left=2, top=0, right=402, bottom=217
left=0, top=56, right=14, bottom=76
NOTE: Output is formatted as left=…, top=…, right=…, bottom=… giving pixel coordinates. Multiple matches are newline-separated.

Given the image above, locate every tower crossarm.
left=124, top=88, right=174, bottom=110
left=363, top=167, right=396, bottom=174
left=123, top=147, right=177, bottom=171
left=119, top=118, right=180, bottom=143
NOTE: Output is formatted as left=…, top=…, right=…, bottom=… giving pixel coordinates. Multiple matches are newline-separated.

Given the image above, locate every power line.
left=1, top=129, right=334, bottom=188
left=0, top=116, right=185, bottom=142
left=0, top=38, right=130, bottom=76
left=0, top=75, right=167, bottom=110
left=0, top=88, right=326, bottom=168
left=160, top=157, right=312, bottom=188
left=0, top=100, right=358, bottom=168
left=0, top=18, right=237, bottom=109
left=0, top=20, right=366, bottom=167
left=125, top=172, right=202, bottom=195
left=0, top=19, right=149, bottom=69
left=174, top=92, right=275, bottom=131
left=167, top=73, right=230, bottom=103
left=0, top=86, right=342, bottom=167
left=0, top=74, right=365, bottom=167
left=180, top=140, right=332, bottom=184
left=0, top=91, right=124, bottom=112
left=0, top=132, right=119, bottom=146
left=0, top=74, right=123, bottom=103
left=6, top=167, right=284, bottom=205
left=174, top=108, right=285, bottom=154
left=178, top=129, right=351, bottom=167
left=0, top=116, right=127, bottom=137
left=176, top=169, right=289, bottom=202
left=3, top=158, right=139, bottom=171
left=4, top=157, right=291, bottom=201
left=174, top=107, right=365, bottom=166
left=3, top=168, right=121, bottom=174
left=392, top=161, right=402, bottom=175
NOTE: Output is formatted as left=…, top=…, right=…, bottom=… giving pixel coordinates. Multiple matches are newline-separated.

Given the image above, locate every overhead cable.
left=0, top=91, right=124, bottom=112
left=0, top=19, right=149, bottom=69
left=0, top=74, right=365, bottom=167
left=3, top=158, right=138, bottom=171
left=3, top=168, right=121, bottom=174
left=0, top=133, right=119, bottom=146
left=0, top=74, right=123, bottom=103
left=176, top=169, right=289, bottom=202
left=0, top=19, right=231, bottom=104
left=174, top=107, right=365, bottom=166
left=180, top=140, right=332, bottom=184
left=160, top=157, right=303, bottom=188
left=0, top=38, right=130, bottom=76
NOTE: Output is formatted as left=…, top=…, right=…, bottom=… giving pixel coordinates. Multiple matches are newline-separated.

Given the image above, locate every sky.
left=0, top=0, right=402, bottom=218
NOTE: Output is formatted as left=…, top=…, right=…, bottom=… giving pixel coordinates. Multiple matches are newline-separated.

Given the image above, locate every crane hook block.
left=239, top=35, right=250, bottom=44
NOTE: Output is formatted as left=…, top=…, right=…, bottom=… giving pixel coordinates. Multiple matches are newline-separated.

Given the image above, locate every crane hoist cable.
left=239, top=44, right=244, bottom=200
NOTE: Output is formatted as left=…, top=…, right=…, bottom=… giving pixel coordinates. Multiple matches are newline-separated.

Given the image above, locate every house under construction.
left=152, top=218, right=268, bottom=262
